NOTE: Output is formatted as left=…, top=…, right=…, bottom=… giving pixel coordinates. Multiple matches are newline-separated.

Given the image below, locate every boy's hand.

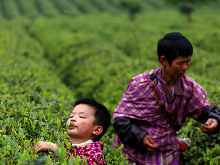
left=34, top=141, right=57, bottom=153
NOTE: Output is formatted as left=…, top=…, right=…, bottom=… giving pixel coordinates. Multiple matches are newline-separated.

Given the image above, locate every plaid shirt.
left=65, top=141, right=106, bottom=164
left=113, top=67, right=210, bottom=165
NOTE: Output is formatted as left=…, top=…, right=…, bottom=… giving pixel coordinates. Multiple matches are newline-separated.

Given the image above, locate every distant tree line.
left=118, top=0, right=220, bottom=22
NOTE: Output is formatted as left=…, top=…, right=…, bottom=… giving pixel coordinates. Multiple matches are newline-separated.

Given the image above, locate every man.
left=113, top=32, right=219, bottom=165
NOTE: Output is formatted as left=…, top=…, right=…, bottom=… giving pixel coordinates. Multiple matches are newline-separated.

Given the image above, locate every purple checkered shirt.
left=113, top=67, right=210, bottom=165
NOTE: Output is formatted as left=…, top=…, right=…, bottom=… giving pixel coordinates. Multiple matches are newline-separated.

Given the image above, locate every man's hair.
left=157, top=32, right=193, bottom=66
left=73, top=98, right=111, bottom=141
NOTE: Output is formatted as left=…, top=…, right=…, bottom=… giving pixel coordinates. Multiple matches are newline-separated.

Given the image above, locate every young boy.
left=34, top=98, right=111, bottom=164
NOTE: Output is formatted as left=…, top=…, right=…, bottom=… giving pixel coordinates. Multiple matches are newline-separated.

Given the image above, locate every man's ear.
left=160, top=55, right=168, bottom=66
left=93, top=126, right=103, bottom=136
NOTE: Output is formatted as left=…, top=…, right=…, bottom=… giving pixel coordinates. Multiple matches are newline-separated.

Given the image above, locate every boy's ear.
left=93, top=126, right=103, bottom=136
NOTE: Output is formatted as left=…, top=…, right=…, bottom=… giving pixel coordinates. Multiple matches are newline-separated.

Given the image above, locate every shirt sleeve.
left=184, top=79, right=210, bottom=120
left=113, top=117, right=148, bottom=150
left=113, top=74, right=155, bottom=149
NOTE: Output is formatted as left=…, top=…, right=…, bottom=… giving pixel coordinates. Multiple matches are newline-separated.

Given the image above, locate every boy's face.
left=166, top=55, right=191, bottom=79
left=66, top=104, right=99, bottom=141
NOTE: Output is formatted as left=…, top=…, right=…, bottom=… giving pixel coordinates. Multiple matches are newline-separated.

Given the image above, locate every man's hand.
left=34, top=141, right=57, bottom=153
left=142, top=134, right=159, bottom=151
left=201, top=118, right=218, bottom=133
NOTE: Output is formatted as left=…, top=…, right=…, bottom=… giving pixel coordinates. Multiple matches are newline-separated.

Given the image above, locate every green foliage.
left=49, top=0, right=80, bottom=16
left=1, top=0, right=20, bottom=19
left=15, top=0, right=39, bottom=18
left=0, top=19, right=131, bottom=164
left=34, top=0, right=59, bottom=17
left=166, top=0, right=219, bottom=5
left=102, top=134, right=134, bottom=165
left=178, top=118, right=220, bottom=164
left=66, top=0, right=98, bottom=14
left=0, top=22, right=75, bottom=164
left=0, top=0, right=166, bottom=19
left=118, top=0, right=142, bottom=20
left=165, top=0, right=220, bottom=22
left=179, top=5, right=193, bottom=15
left=0, top=1, right=220, bottom=164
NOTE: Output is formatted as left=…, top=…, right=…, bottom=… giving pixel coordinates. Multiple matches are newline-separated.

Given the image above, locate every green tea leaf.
left=34, top=154, right=46, bottom=165
left=3, top=137, right=10, bottom=146
left=6, top=145, right=11, bottom=150
left=66, top=123, right=75, bottom=128
left=56, top=118, right=61, bottom=128
left=18, top=128, right=24, bottom=135
left=0, top=146, right=6, bottom=155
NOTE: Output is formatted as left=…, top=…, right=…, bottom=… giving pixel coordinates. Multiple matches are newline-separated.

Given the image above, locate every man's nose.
left=182, top=63, right=189, bottom=71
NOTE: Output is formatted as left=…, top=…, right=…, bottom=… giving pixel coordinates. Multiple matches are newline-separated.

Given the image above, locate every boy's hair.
left=157, top=32, right=193, bottom=66
left=74, top=98, right=111, bottom=141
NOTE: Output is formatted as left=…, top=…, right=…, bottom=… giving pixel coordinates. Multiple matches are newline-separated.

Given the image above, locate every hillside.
left=1, top=0, right=220, bottom=164
left=0, top=0, right=163, bottom=19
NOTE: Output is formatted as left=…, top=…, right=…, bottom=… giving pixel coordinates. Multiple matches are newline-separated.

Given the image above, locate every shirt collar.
left=72, top=139, right=93, bottom=147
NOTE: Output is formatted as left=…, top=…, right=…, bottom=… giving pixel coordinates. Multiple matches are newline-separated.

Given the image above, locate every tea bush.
left=177, top=73, right=220, bottom=164
left=0, top=24, right=130, bottom=164
left=27, top=8, right=220, bottom=164
left=1, top=1, right=220, bottom=164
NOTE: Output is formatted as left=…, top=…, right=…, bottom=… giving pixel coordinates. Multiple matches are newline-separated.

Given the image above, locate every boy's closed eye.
left=69, top=115, right=85, bottom=119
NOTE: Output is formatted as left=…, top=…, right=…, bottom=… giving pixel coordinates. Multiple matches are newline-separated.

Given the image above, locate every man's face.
left=166, top=55, right=191, bottom=79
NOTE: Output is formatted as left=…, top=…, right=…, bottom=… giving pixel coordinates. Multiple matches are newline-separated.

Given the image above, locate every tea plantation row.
left=26, top=9, right=220, bottom=109
left=26, top=10, right=220, bottom=164
left=0, top=21, right=130, bottom=164
left=1, top=4, right=220, bottom=165
left=0, top=0, right=160, bottom=19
